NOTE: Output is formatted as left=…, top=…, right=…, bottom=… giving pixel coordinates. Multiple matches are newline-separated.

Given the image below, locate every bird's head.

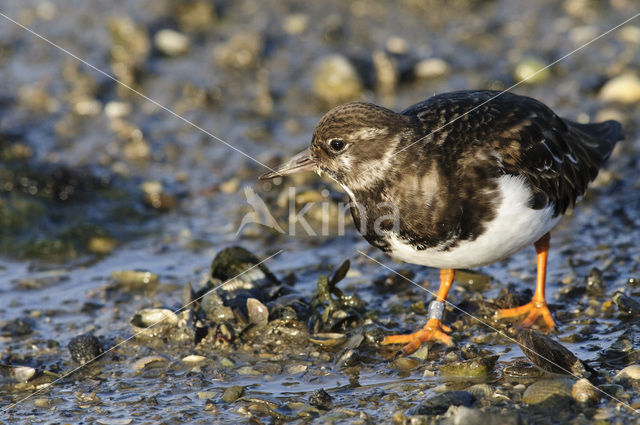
left=260, top=102, right=414, bottom=190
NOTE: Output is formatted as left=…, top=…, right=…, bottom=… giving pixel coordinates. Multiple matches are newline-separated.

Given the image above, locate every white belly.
left=387, top=175, right=561, bottom=269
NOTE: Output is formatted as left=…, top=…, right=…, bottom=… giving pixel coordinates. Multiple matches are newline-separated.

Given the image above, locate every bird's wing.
left=402, top=90, right=621, bottom=215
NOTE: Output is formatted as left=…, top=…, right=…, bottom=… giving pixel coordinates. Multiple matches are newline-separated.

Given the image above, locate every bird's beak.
left=259, top=148, right=316, bottom=180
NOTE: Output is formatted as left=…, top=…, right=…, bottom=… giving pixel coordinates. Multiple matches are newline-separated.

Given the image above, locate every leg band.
left=428, top=300, right=445, bottom=320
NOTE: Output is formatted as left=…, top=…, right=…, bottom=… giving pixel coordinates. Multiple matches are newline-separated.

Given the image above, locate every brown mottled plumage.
left=260, top=90, right=622, bottom=355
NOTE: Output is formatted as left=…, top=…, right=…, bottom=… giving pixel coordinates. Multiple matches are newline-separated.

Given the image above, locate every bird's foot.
left=496, top=299, right=555, bottom=331
left=381, top=318, right=453, bottom=356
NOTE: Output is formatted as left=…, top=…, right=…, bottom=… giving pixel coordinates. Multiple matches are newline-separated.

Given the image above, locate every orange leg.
left=382, top=269, right=455, bottom=356
left=496, top=232, right=555, bottom=331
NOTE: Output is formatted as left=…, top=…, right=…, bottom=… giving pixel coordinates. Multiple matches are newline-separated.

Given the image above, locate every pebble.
left=222, top=385, right=243, bottom=403
left=599, top=73, right=640, bottom=104
left=215, top=32, right=262, bottom=70
left=443, top=406, right=521, bottom=425
left=131, top=355, right=169, bottom=370
left=197, top=391, right=217, bottom=400
left=411, top=391, right=474, bottom=415
left=237, top=366, right=262, bottom=376
left=220, top=357, right=235, bottom=367
left=88, top=236, right=117, bottom=254
left=219, top=177, right=240, bottom=194
left=285, top=363, right=308, bottom=374
left=33, top=398, right=51, bottom=408
left=585, top=267, right=605, bottom=295
left=182, top=355, right=206, bottom=364
left=414, top=58, right=450, bottom=79
left=513, top=57, right=550, bottom=84
left=522, top=378, right=572, bottom=404
left=438, top=355, right=498, bottom=379
left=613, top=364, right=640, bottom=383
left=154, top=29, right=190, bottom=56
left=309, top=388, right=333, bottom=410
left=572, top=378, right=599, bottom=404
left=111, top=270, right=159, bottom=291
left=68, top=334, right=104, bottom=364
left=104, top=101, right=131, bottom=119
left=312, top=54, right=363, bottom=105
left=282, top=13, right=309, bottom=35
left=612, top=291, right=640, bottom=316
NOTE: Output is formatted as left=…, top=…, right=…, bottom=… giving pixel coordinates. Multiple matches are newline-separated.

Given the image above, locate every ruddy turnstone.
left=260, top=90, right=622, bottom=356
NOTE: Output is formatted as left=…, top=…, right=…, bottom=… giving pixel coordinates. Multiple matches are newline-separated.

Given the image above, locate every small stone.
left=373, top=50, right=397, bottom=94
left=585, top=267, right=604, bottom=295
left=411, top=391, right=474, bottom=415
left=1, top=318, right=33, bottom=337
left=73, top=98, right=101, bottom=116
left=627, top=277, right=640, bottom=288
left=111, top=270, right=159, bottom=291
left=572, top=378, right=599, bottom=404
left=182, top=355, right=206, bottom=364
left=88, top=236, right=117, bottom=254
left=33, top=398, right=51, bottom=408
left=614, top=364, right=640, bottom=384
left=237, top=366, right=262, bottom=376
left=438, top=355, right=498, bottom=379
left=68, top=334, right=104, bottom=364
left=132, top=355, right=169, bottom=370
left=282, top=13, right=309, bottom=35
left=219, top=177, right=240, bottom=194
left=620, top=25, right=640, bottom=43
left=197, top=391, right=217, bottom=400
left=215, top=32, right=262, bottom=70
left=513, top=57, right=550, bottom=84
left=154, top=29, right=190, bottom=56
left=600, top=73, right=640, bottom=104
left=222, top=385, right=243, bottom=403
left=312, top=54, right=363, bottom=105
left=414, top=58, right=450, bottom=79
left=392, top=357, right=420, bottom=371
left=445, top=406, right=521, bottom=425
left=612, top=291, right=640, bottom=316
left=220, top=357, right=235, bottom=368
left=386, top=36, right=409, bottom=54
left=104, top=101, right=131, bottom=118
left=285, top=363, right=308, bottom=374
left=309, top=388, right=333, bottom=410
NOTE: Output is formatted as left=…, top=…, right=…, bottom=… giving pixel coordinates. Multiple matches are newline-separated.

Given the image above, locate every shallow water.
left=1, top=0, right=639, bottom=423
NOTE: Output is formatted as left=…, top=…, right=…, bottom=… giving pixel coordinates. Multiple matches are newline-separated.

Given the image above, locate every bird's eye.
left=329, top=139, right=345, bottom=152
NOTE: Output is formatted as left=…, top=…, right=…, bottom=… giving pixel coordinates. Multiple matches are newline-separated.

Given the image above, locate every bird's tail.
left=567, top=120, right=623, bottom=161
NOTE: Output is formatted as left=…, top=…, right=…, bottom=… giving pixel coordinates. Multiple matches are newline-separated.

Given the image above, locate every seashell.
left=132, top=355, right=169, bottom=370
left=309, top=332, right=347, bottom=346
left=522, top=378, right=572, bottom=404
left=0, top=364, right=36, bottom=382
left=517, top=329, right=588, bottom=377
left=246, top=298, right=269, bottom=326
left=131, top=308, right=178, bottom=329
